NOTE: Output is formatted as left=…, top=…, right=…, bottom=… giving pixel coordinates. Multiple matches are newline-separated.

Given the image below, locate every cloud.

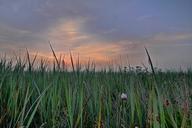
left=0, top=22, right=47, bottom=50
left=152, top=33, right=192, bottom=42
left=0, top=23, right=31, bottom=41
left=30, top=17, right=145, bottom=66
left=44, top=18, right=93, bottom=51
left=47, top=19, right=89, bottom=41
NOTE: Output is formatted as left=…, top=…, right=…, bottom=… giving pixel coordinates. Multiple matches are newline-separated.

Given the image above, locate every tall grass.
left=0, top=48, right=191, bottom=127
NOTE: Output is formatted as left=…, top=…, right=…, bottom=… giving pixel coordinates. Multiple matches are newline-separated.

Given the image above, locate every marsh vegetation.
left=0, top=48, right=191, bottom=128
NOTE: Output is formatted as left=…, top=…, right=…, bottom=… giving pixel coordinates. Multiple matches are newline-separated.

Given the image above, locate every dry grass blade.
left=26, top=48, right=32, bottom=71
left=58, top=54, right=62, bottom=65
left=145, top=47, right=155, bottom=75
left=70, top=51, right=75, bottom=72
left=49, top=42, right=60, bottom=70
left=61, top=55, right=66, bottom=70
left=31, top=52, right=38, bottom=67
left=26, top=49, right=38, bottom=71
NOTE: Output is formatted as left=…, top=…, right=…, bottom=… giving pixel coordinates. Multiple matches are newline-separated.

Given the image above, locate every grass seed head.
left=121, top=93, right=128, bottom=101
left=134, top=125, right=139, bottom=128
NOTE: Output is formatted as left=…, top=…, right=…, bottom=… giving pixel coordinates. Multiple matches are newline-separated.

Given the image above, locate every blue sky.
left=0, top=0, right=192, bottom=69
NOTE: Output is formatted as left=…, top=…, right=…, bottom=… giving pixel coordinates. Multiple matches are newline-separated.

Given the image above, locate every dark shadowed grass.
left=0, top=47, right=192, bottom=128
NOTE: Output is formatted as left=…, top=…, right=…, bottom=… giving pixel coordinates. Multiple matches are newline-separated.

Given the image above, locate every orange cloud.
left=72, top=42, right=123, bottom=62
left=47, top=19, right=91, bottom=47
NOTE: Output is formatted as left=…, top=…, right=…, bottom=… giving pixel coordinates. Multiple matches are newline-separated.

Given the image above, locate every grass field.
left=0, top=48, right=192, bottom=128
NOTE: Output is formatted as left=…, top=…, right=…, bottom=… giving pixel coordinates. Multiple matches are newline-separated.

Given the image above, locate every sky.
left=0, top=0, right=192, bottom=70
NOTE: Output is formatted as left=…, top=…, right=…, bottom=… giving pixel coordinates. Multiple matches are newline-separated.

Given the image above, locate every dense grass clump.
left=0, top=50, right=192, bottom=128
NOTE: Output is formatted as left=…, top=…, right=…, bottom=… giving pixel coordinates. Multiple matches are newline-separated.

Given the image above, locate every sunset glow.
left=0, top=0, right=192, bottom=69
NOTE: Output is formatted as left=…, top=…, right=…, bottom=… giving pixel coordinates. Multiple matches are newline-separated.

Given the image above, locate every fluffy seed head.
left=121, top=93, right=128, bottom=100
